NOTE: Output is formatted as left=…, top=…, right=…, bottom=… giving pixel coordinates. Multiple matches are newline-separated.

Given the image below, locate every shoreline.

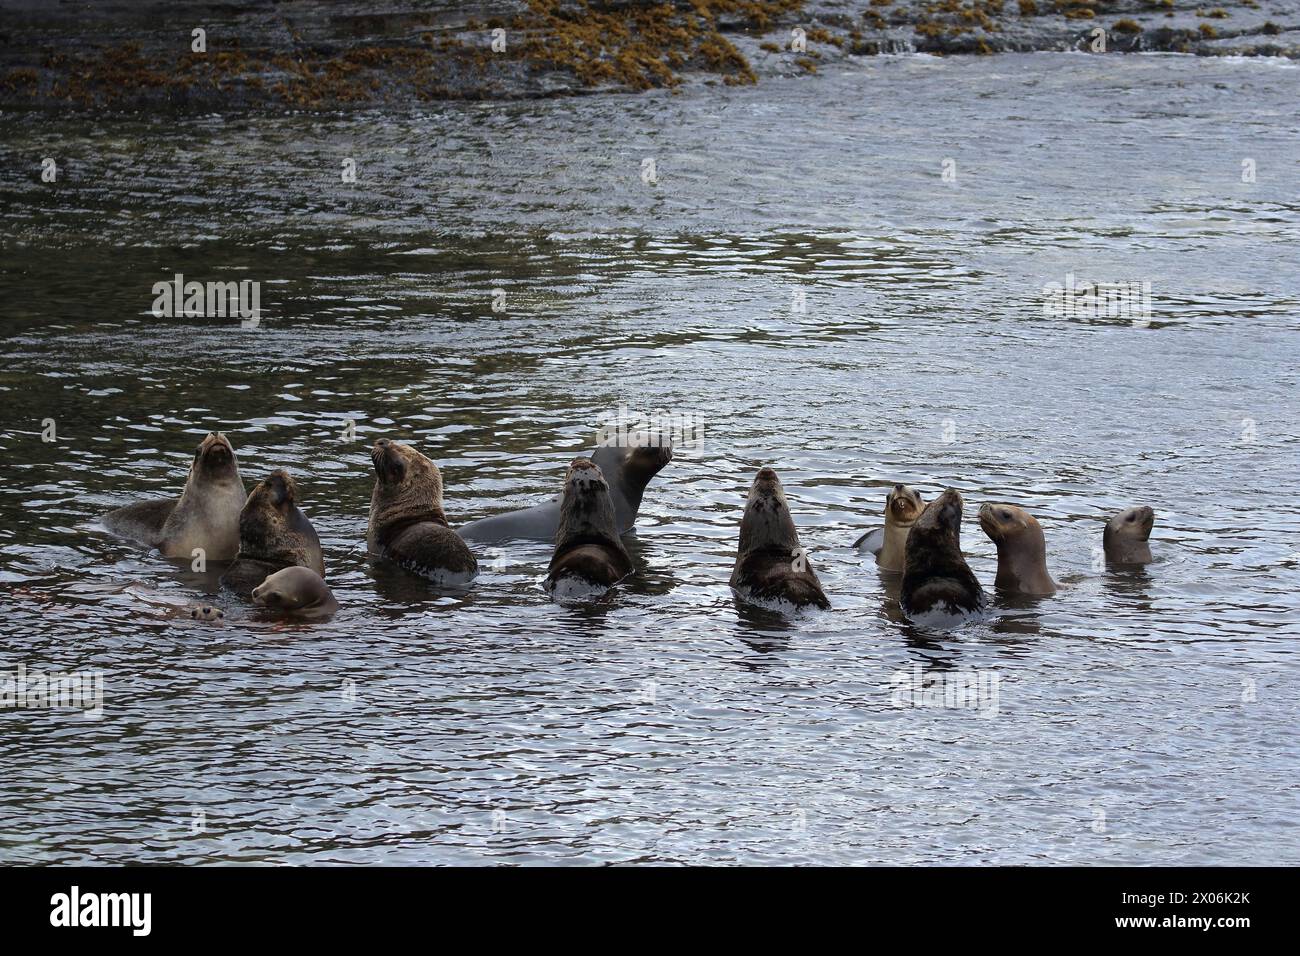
left=1, top=0, right=1297, bottom=111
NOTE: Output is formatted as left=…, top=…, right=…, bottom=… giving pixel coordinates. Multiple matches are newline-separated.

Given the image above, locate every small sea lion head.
left=188, top=604, right=225, bottom=623
left=192, top=432, right=239, bottom=481
left=1105, top=505, right=1154, bottom=542
left=886, top=484, right=925, bottom=525
left=978, top=502, right=1042, bottom=544
left=738, top=467, right=800, bottom=554
left=909, top=487, right=964, bottom=552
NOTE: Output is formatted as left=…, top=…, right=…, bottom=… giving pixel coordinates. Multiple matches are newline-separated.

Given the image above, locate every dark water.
left=2, top=53, right=1298, bottom=865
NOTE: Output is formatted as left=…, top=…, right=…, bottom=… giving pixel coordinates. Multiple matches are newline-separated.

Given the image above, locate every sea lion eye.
left=1126, top=514, right=1135, bottom=522
left=216, top=610, right=224, bottom=619
left=1001, top=510, right=1011, bottom=520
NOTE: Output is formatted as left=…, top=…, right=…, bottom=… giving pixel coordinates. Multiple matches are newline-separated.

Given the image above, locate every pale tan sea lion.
left=900, top=488, right=986, bottom=619
left=222, top=469, right=325, bottom=596
left=730, top=468, right=830, bottom=610
left=545, top=458, right=633, bottom=599
left=251, top=566, right=338, bottom=620
left=978, top=503, right=1058, bottom=596
left=367, top=438, right=478, bottom=585
left=103, top=432, right=246, bottom=560
left=1103, top=505, right=1155, bottom=564
left=853, top=484, right=926, bottom=572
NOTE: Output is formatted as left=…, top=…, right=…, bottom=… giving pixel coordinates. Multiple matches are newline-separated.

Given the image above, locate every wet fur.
left=252, top=566, right=338, bottom=620
left=368, top=440, right=478, bottom=582
left=731, top=469, right=829, bottom=610
left=223, top=469, right=325, bottom=596
left=979, top=503, right=1057, bottom=596
left=1104, top=506, right=1155, bottom=564
left=546, top=459, right=632, bottom=594
left=900, top=489, right=986, bottom=618
left=103, top=433, right=246, bottom=560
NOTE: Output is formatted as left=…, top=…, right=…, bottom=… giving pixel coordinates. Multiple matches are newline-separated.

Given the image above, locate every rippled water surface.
left=2, top=53, right=1299, bottom=865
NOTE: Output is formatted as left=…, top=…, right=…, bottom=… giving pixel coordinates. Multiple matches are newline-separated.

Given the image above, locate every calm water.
left=1, top=53, right=1298, bottom=865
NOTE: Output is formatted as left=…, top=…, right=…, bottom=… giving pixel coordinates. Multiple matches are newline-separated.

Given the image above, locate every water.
left=1, top=53, right=1298, bottom=865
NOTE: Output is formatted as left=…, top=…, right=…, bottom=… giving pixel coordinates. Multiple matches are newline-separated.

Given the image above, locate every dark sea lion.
left=459, top=434, right=672, bottom=543
left=222, top=468, right=325, bottom=596
left=853, top=484, right=926, bottom=572
left=545, top=458, right=633, bottom=599
left=103, top=432, right=246, bottom=560
left=251, top=566, right=338, bottom=620
left=730, top=467, right=830, bottom=611
left=900, top=488, right=986, bottom=620
left=978, top=502, right=1058, bottom=596
left=368, top=438, right=478, bottom=585
left=1104, top=505, right=1155, bottom=564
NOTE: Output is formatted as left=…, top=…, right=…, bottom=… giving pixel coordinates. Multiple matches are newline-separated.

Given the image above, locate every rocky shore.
left=1, top=0, right=1296, bottom=110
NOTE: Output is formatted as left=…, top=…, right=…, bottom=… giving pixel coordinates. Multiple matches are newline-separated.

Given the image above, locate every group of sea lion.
left=101, top=431, right=1155, bottom=624
left=844, top=483, right=1155, bottom=621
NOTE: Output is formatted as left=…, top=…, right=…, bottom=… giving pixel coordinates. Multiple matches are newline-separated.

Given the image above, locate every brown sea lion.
left=545, top=458, right=633, bottom=599
left=251, top=566, right=338, bottom=620
left=730, top=468, right=830, bottom=611
left=103, top=432, right=246, bottom=560
left=853, top=484, right=926, bottom=572
left=978, top=502, right=1058, bottom=596
left=367, top=438, right=478, bottom=585
left=1103, top=505, right=1155, bottom=564
left=900, top=488, right=986, bottom=620
left=222, top=469, right=325, bottom=596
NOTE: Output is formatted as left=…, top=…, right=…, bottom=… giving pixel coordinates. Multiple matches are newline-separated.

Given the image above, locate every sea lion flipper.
left=103, top=498, right=179, bottom=546
left=853, top=526, right=885, bottom=555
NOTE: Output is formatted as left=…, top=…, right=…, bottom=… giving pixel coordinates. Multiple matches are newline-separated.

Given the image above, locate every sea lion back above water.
left=544, top=458, right=633, bottom=599
left=367, top=438, right=478, bottom=585
left=853, top=484, right=925, bottom=572
left=458, top=434, right=672, bottom=543
left=978, top=502, right=1057, bottom=596
left=103, top=432, right=246, bottom=560
left=1103, top=505, right=1155, bottom=564
left=900, top=488, right=986, bottom=620
left=730, top=467, right=830, bottom=611
left=222, top=468, right=325, bottom=596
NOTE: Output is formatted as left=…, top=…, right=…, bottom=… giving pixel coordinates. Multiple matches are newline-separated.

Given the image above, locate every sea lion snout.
left=370, top=438, right=407, bottom=483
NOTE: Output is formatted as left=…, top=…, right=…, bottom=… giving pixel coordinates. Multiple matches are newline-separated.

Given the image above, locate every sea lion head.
left=591, top=431, right=673, bottom=487
left=555, top=458, right=622, bottom=548
left=238, top=468, right=318, bottom=567
left=978, top=502, right=1042, bottom=547
left=187, top=604, right=225, bottom=623
left=886, top=484, right=925, bottom=526
left=906, top=488, right=964, bottom=569
left=369, top=438, right=447, bottom=530
left=251, top=566, right=337, bottom=617
left=1104, top=505, right=1155, bottom=563
left=738, top=467, right=800, bottom=555
left=191, top=432, right=240, bottom=483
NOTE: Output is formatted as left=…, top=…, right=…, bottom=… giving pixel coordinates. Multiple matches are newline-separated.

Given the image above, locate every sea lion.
left=103, top=432, right=246, bottom=560
left=853, top=484, right=926, bottom=572
left=182, top=604, right=225, bottom=623
left=544, top=458, right=633, bottom=599
left=978, top=502, right=1058, bottom=596
left=368, top=438, right=478, bottom=585
left=251, top=566, right=338, bottom=620
left=1103, top=505, right=1155, bottom=564
left=222, top=468, right=325, bottom=596
left=458, top=435, right=672, bottom=543
left=900, top=488, right=986, bottom=620
left=730, top=468, right=830, bottom=611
